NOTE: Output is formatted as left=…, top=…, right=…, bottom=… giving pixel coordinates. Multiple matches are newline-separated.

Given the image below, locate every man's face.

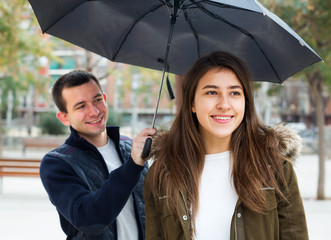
left=57, top=80, right=108, bottom=143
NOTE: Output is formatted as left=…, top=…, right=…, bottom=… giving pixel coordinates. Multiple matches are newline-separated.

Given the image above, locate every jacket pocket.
left=155, top=196, right=186, bottom=240
left=242, top=188, right=280, bottom=240
left=262, top=187, right=277, bottom=211
left=157, top=195, right=172, bottom=218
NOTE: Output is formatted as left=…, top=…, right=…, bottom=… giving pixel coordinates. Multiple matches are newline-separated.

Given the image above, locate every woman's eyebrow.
left=201, top=85, right=242, bottom=90
left=202, top=85, right=219, bottom=90
left=229, top=85, right=243, bottom=90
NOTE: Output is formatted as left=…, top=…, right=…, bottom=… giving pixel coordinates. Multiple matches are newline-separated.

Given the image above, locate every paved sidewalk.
left=0, top=152, right=330, bottom=239
left=293, top=154, right=331, bottom=239
left=0, top=178, right=65, bottom=239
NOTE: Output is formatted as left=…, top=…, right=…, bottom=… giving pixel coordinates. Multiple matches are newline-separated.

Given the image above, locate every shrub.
left=39, top=112, right=67, bottom=135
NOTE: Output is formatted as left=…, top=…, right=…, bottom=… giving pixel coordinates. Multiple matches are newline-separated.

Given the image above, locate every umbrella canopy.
left=28, top=0, right=322, bottom=158
left=28, top=0, right=321, bottom=84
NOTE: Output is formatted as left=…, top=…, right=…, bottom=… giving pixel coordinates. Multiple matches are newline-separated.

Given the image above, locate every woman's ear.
left=192, top=103, right=196, bottom=113
left=56, top=111, right=70, bottom=127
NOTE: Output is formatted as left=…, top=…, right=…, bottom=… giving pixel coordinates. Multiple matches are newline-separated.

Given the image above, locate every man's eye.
left=76, top=105, right=85, bottom=110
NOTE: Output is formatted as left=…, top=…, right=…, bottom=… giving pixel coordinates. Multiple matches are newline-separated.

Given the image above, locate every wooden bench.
left=0, top=158, right=41, bottom=193
left=23, top=137, right=64, bottom=155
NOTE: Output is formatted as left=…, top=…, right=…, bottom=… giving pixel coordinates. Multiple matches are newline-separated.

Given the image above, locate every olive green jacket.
left=144, top=124, right=309, bottom=240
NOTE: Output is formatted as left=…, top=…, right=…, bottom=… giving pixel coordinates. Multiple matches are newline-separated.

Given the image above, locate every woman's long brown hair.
left=148, top=51, right=288, bottom=230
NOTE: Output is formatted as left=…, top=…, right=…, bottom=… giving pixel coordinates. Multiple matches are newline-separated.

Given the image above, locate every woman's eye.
left=231, top=91, right=241, bottom=96
left=206, top=91, right=217, bottom=95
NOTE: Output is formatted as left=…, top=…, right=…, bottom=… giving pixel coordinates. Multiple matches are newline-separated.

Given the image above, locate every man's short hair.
left=52, top=70, right=102, bottom=113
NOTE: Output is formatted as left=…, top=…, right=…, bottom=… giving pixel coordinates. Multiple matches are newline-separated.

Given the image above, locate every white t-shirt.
left=97, top=138, right=138, bottom=240
left=194, top=151, right=238, bottom=240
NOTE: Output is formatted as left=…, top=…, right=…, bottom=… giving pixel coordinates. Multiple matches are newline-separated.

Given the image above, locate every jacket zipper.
left=179, top=189, right=189, bottom=215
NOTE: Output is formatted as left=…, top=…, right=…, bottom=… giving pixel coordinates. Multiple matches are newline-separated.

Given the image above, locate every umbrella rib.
left=192, top=1, right=254, bottom=38
left=112, top=4, right=164, bottom=61
left=184, top=11, right=200, bottom=59
left=191, top=1, right=282, bottom=82
left=188, top=0, right=254, bottom=11
left=42, top=2, right=85, bottom=33
left=158, top=0, right=172, bottom=16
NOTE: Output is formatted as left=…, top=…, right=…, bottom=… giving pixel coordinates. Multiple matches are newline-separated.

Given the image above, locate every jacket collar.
left=65, top=125, right=121, bottom=151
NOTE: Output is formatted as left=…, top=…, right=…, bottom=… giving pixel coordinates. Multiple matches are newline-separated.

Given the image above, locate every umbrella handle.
left=141, top=138, right=152, bottom=160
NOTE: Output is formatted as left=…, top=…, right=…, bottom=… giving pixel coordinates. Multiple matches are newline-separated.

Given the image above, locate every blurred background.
left=0, top=0, right=330, bottom=239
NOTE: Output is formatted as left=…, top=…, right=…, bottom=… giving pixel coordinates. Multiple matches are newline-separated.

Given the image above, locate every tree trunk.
left=85, top=50, right=94, bottom=72
left=308, top=72, right=325, bottom=200
left=0, top=89, right=3, bottom=156
left=27, top=84, right=34, bottom=136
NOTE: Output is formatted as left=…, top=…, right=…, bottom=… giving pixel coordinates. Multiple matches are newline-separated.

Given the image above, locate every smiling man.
left=40, top=70, right=156, bottom=240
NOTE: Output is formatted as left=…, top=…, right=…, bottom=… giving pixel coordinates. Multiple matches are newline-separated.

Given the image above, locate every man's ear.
left=56, top=111, right=70, bottom=127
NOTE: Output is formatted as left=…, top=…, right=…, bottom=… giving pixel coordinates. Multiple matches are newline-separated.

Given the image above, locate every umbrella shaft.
left=151, top=69, right=166, bottom=128
left=151, top=19, right=176, bottom=128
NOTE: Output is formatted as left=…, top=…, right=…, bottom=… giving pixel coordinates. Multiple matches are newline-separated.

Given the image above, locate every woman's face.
left=192, top=68, right=245, bottom=154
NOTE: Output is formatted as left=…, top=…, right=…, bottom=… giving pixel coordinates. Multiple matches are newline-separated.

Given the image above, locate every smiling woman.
left=144, top=51, right=309, bottom=240
left=192, top=68, right=245, bottom=154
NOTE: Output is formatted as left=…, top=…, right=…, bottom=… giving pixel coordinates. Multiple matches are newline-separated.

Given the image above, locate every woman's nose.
left=216, top=95, right=230, bottom=110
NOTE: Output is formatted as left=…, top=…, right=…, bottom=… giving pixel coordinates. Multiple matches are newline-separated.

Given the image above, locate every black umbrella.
left=28, top=0, right=322, bottom=157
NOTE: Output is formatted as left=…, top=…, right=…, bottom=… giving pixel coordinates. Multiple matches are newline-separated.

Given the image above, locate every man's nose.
left=88, top=104, right=100, bottom=116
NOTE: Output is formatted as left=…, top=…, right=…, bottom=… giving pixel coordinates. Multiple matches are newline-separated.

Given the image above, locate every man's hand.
left=131, top=128, right=157, bottom=166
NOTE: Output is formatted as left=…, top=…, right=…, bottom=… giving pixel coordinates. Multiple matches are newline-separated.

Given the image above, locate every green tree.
left=38, top=112, right=67, bottom=135
left=0, top=0, right=57, bottom=153
left=261, top=0, right=331, bottom=199
left=0, top=1, right=57, bottom=143
left=0, top=0, right=55, bottom=95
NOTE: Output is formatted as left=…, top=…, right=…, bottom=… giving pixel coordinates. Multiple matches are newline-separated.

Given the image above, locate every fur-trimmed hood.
left=271, top=123, right=302, bottom=161
left=149, top=122, right=302, bottom=162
